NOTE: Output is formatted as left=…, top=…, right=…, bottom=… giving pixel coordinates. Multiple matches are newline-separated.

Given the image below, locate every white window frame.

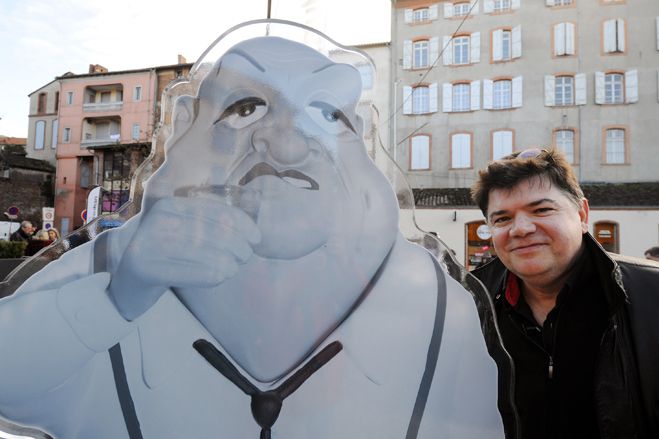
left=63, top=127, right=71, bottom=143
left=413, top=40, right=429, bottom=68
left=605, top=128, right=626, bottom=164
left=413, top=86, right=430, bottom=114
left=133, top=85, right=143, bottom=101
left=555, top=129, right=576, bottom=163
left=452, top=83, right=471, bottom=112
left=450, top=133, right=472, bottom=169
left=51, top=119, right=58, bottom=149
left=35, top=120, right=46, bottom=150
left=555, top=76, right=574, bottom=106
left=413, top=7, right=429, bottom=22
left=493, top=80, right=512, bottom=109
left=66, top=91, right=74, bottom=105
left=454, top=2, right=471, bottom=17
left=604, top=73, right=624, bottom=104
left=132, top=123, right=140, bottom=140
left=492, top=27, right=521, bottom=62
left=493, top=0, right=511, bottom=13
left=453, top=36, right=470, bottom=65
left=492, top=130, right=513, bottom=160
left=410, top=135, right=431, bottom=170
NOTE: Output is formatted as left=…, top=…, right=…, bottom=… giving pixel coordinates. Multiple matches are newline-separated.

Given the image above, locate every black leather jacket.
left=472, top=233, right=659, bottom=439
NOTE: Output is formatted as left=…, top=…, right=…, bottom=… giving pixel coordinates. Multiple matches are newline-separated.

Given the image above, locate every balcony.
left=83, top=101, right=123, bottom=112
left=83, top=83, right=124, bottom=113
left=81, top=133, right=121, bottom=148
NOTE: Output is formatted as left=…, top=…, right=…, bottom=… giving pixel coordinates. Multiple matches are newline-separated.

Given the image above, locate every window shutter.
left=430, top=37, right=440, bottom=65
left=51, top=119, right=58, bottom=149
left=546, top=0, right=555, bottom=5
left=404, top=9, right=413, bottom=23
left=484, top=0, right=494, bottom=13
left=512, top=0, right=521, bottom=10
left=471, top=80, right=481, bottom=110
left=443, top=83, right=453, bottom=112
left=512, top=25, right=522, bottom=58
left=575, top=73, right=587, bottom=105
left=616, top=19, right=625, bottom=52
left=403, top=86, right=413, bottom=114
left=512, top=76, right=523, bottom=108
left=483, top=79, right=494, bottom=109
left=492, top=29, right=503, bottom=61
left=554, top=23, right=566, bottom=56
left=429, top=83, right=439, bottom=113
left=470, top=0, right=479, bottom=15
left=603, top=20, right=616, bottom=53
left=565, top=23, right=576, bottom=55
left=595, top=71, right=605, bottom=104
left=443, top=36, right=453, bottom=65
left=403, top=40, right=412, bottom=69
left=656, top=17, right=659, bottom=50
left=544, top=75, right=556, bottom=106
left=429, top=4, right=439, bottom=20
left=625, top=69, right=638, bottom=103
left=444, top=3, right=453, bottom=18
left=471, top=32, right=481, bottom=63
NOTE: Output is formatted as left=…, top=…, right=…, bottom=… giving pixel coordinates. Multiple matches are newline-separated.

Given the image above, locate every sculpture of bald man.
left=0, top=23, right=504, bottom=439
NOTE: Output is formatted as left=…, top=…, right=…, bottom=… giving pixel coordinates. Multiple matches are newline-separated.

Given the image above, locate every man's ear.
left=166, top=95, right=198, bottom=148
left=579, top=197, right=590, bottom=233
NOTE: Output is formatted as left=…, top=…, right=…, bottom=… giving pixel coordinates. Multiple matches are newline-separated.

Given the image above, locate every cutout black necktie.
left=193, top=339, right=343, bottom=439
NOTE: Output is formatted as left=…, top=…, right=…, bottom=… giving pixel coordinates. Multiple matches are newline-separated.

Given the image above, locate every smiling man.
left=0, top=29, right=504, bottom=439
left=471, top=149, right=659, bottom=439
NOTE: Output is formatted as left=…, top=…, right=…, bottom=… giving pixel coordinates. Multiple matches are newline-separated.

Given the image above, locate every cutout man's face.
left=144, top=37, right=397, bottom=260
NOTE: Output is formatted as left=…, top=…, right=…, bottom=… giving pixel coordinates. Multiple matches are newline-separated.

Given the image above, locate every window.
left=133, top=86, right=142, bottom=101
left=453, top=83, right=471, bottom=112
left=414, top=8, right=429, bottom=22
left=443, top=33, right=480, bottom=65
left=605, top=73, right=624, bottom=104
left=37, top=93, right=47, bottom=114
left=493, top=0, right=511, bottom=12
left=545, top=74, right=586, bottom=106
left=413, top=86, right=430, bottom=113
left=492, top=26, right=521, bottom=62
left=132, top=123, right=140, bottom=140
left=63, top=127, right=71, bottom=143
left=55, top=92, right=59, bottom=112
left=492, top=130, right=513, bottom=159
left=555, top=76, right=574, bottom=106
left=403, top=84, right=438, bottom=114
left=554, top=129, right=575, bottom=163
left=603, top=19, right=625, bottom=53
left=484, top=77, right=522, bottom=109
left=454, top=2, right=470, bottom=17
left=51, top=120, right=58, bottom=149
left=80, top=160, right=91, bottom=189
left=493, top=80, right=512, bottom=109
left=410, top=135, right=431, bottom=170
left=453, top=36, right=470, bottom=64
left=414, top=40, right=429, bottom=68
left=66, top=91, right=74, bottom=105
left=595, top=70, right=637, bottom=104
left=553, top=22, right=576, bottom=56
left=35, top=120, right=46, bottom=150
left=442, top=80, right=480, bottom=112
left=450, top=133, right=472, bottom=169
left=547, top=0, right=572, bottom=6
left=605, top=128, right=626, bottom=164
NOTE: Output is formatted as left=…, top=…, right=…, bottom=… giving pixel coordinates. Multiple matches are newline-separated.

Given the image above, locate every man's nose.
left=510, top=214, right=536, bottom=237
left=251, top=125, right=310, bottom=165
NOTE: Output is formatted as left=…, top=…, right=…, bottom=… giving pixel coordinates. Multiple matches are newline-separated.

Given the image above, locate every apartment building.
left=392, top=0, right=659, bottom=266
left=45, top=61, right=191, bottom=235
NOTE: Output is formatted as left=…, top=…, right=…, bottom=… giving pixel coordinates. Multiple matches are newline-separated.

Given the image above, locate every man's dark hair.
left=471, top=148, right=584, bottom=217
left=646, top=246, right=659, bottom=258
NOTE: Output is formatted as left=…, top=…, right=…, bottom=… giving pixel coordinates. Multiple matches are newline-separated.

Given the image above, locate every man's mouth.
left=238, top=162, right=319, bottom=190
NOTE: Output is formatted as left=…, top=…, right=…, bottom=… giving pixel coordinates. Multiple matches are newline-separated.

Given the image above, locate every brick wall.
left=0, top=169, right=55, bottom=228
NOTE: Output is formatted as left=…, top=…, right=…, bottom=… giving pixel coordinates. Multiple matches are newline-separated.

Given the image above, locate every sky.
left=0, top=0, right=391, bottom=138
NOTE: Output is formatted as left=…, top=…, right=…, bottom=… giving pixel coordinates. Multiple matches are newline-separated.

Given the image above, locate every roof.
left=0, top=145, right=55, bottom=172
left=0, top=137, right=27, bottom=146
left=55, top=63, right=193, bottom=81
left=413, top=182, right=659, bottom=209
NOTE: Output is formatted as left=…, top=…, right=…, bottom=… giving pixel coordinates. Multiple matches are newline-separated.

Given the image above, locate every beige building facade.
left=391, top=0, right=659, bottom=266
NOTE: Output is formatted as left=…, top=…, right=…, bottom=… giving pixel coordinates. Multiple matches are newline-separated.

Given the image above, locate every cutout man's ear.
left=166, top=95, right=198, bottom=149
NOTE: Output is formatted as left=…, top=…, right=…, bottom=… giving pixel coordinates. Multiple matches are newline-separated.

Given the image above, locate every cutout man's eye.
left=307, top=101, right=356, bottom=135
left=215, top=97, right=267, bottom=129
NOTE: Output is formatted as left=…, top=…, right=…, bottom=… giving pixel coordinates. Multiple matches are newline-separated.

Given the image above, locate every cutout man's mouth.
left=239, top=162, right=319, bottom=190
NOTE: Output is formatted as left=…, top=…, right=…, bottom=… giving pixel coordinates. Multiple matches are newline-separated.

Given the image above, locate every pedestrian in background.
left=645, top=246, right=659, bottom=262
left=470, top=148, right=659, bottom=439
left=9, top=221, right=33, bottom=243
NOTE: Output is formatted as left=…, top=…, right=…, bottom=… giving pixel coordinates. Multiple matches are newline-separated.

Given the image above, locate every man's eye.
left=491, top=217, right=510, bottom=226
left=534, top=207, right=554, bottom=214
left=307, top=101, right=356, bottom=134
left=215, top=97, right=267, bottom=129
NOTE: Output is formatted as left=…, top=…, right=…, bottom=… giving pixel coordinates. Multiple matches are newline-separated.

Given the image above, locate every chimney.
left=177, top=54, right=187, bottom=64
left=88, top=64, right=108, bottom=74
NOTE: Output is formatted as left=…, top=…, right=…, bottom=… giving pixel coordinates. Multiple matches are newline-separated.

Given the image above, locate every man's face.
left=487, top=177, right=588, bottom=286
left=144, top=37, right=398, bottom=261
left=22, top=224, right=33, bottom=235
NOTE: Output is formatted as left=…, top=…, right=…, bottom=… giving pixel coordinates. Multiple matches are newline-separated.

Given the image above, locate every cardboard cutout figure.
left=0, top=21, right=505, bottom=439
